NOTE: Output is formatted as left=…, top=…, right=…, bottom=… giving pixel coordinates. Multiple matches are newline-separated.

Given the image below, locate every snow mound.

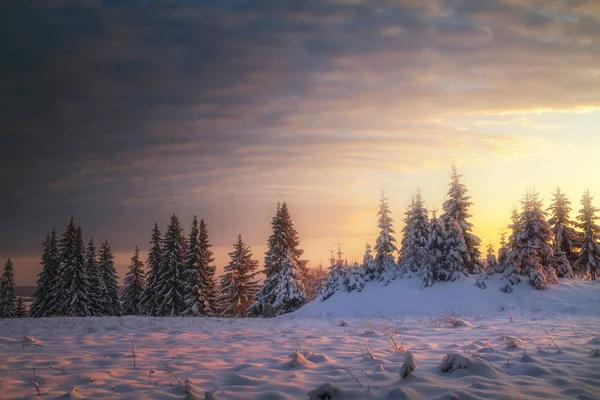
left=292, top=275, right=600, bottom=318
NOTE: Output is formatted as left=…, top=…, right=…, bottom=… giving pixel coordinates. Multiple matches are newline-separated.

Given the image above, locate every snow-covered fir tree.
left=342, top=262, right=365, bottom=293
left=249, top=202, right=307, bottom=316
left=121, top=246, right=146, bottom=315
left=320, top=252, right=346, bottom=300
left=16, top=296, right=28, bottom=318
left=440, top=165, right=482, bottom=274
left=507, top=207, right=520, bottom=252
left=422, top=209, right=444, bottom=288
left=485, top=243, right=498, bottom=274
left=304, top=264, right=327, bottom=302
left=440, top=219, right=470, bottom=282
left=140, top=223, right=163, bottom=316
left=553, top=249, right=573, bottom=279
left=52, top=219, right=92, bottom=316
left=182, top=217, right=218, bottom=316
left=497, top=232, right=509, bottom=266
left=30, top=230, right=60, bottom=318
left=217, top=234, right=260, bottom=317
left=0, top=258, right=17, bottom=318
left=155, top=214, right=187, bottom=316
left=511, top=190, right=557, bottom=289
left=272, top=250, right=307, bottom=315
left=574, top=190, right=600, bottom=281
left=85, top=237, right=104, bottom=316
left=98, top=240, right=122, bottom=316
left=362, top=243, right=377, bottom=279
left=399, top=189, right=429, bottom=273
left=373, top=192, right=398, bottom=280
left=548, top=187, right=578, bottom=265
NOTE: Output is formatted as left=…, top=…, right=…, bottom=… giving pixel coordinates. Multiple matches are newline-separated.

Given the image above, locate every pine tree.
left=574, top=190, right=600, bottom=280
left=155, top=214, right=187, bottom=316
left=440, top=220, right=470, bottom=282
left=249, top=202, right=307, bottom=316
left=497, top=232, right=509, bottom=266
left=217, top=235, right=260, bottom=317
left=52, top=219, right=92, bottom=316
left=507, top=207, right=520, bottom=252
left=485, top=243, right=498, bottom=274
left=16, top=296, right=28, bottom=318
left=121, top=246, right=146, bottom=315
left=422, top=210, right=445, bottom=288
left=98, top=240, right=121, bottom=316
left=85, top=237, right=104, bottom=316
left=273, top=251, right=307, bottom=315
left=198, top=219, right=218, bottom=315
left=440, top=165, right=482, bottom=274
left=511, top=190, right=557, bottom=289
left=0, top=258, right=17, bottom=318
left=140, top=223, right=163, bottom=316
left=373, top=192, right=398, bottom=279
left=548, top=187, right=578, bottom=266
left=30, top=230, right=60, bottom=318
left=399, top=189, right=430, bottom=273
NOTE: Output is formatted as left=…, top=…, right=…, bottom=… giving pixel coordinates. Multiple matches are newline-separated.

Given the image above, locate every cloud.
left=0, top=0, right=598, bottom=260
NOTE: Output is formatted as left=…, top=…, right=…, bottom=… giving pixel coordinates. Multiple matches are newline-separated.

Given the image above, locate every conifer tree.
left=52, top=219, right=92, bottom=316
left=198, top=219, right=218, bottom=315
left=574, top=190, right=600, bottom=280
left=273, top=251, right=307, bottom=315
left=440, top=165, right=482, bottom=274
left=85, top=237, right=104, bottom=316
left=399, top=189, right=430, bottom=273
left=422, top=210, right=445, bottom=288
left=155, top=214, right=187, bottom=316
left=507, top=207, right=520, bottom=252
left=30, top=230, right=60, bottom=317
left=486, top=243, right=498, bottom=274
left=98, top=240, right=121, bottom=316
left=440, top=220, right=470, bottom=281
left=249, top=202, right=307, bottom=316
left=16, top=296, right=28, bottom=318
left=497, top=232, right=509, bottom=266
left=511, top=190, right=557, bottom=289
left=140, top=223, right=163, bottom=316
left=0, top=258, right=17, bottom=318
left=217, top=234, right=260, bottom=317
left=121, top=246, right=146, bottom=315
left=373, top=192, right=398, bottom=280
left=548, top=187, right=578, bottom=265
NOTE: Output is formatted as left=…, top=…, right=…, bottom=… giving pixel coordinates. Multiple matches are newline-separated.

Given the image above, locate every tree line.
left=0, top=203, right=324, bottom=318
left=321, top=165, right=600, bottom=299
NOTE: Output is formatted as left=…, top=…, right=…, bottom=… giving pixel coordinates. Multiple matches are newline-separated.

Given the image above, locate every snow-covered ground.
left=1, top=277, right=600, bottom=399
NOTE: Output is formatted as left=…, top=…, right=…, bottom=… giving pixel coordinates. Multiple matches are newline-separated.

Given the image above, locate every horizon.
left=1, top=0, right=599, bottom=285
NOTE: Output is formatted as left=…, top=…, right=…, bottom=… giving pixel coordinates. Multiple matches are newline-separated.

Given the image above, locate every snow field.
left=1, top=276, right=599, bottom=399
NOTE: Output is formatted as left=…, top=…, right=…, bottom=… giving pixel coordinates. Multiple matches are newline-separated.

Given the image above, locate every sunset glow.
left=1, top=0, right=599, bottom=284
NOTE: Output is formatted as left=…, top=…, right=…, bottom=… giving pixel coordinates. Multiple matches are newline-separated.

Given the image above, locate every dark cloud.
left=0, top=0, right=598, bottom=264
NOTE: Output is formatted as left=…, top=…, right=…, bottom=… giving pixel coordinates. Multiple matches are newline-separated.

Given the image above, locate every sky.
left=1, top=0, right=599, bottom=285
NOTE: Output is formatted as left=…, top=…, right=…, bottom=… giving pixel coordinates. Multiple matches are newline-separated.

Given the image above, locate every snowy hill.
left=293, top=275, right=600, bottom=319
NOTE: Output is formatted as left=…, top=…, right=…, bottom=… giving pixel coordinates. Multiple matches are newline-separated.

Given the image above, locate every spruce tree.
left=197, top=219, right=218, bottom=315
left=0, top=258, right=17, bottom=318
left=440, top=165, right=482, bottom=274
left=121, top=246, right=146, bottom=315
left=574, top=190, right=600, bottom=280
left=373, top=192, right=398, bottom=280
left=497, top=232, right=509, bottom=266
left=16, top=296, right=28, bottom=318
left=399, top=190, right=430, bottom=273
left=140, top=223, right=163, bottom=316
left=85, top=237, right=104, bottom=316
left=98, top=240, right=121, bottom=316
left=52, top=219, right=92, bottom=316
left=548, top=187, right=578, bottom=266
left=486, top=243, right=498, bottom=274
left=273, top=251, right=307, bottom=315
left=511, top=190, right=557, bottom=289
left=422, top=210, right=445, bottom=288
left=249, top=202, right=307, bottom=316
left=440, top=220, right=470, bottom=281
left=217, top=234, right=260, bottom=317
left=30, top=230, right=60, bottom=318
left=155, top=214, right=187, bottom=316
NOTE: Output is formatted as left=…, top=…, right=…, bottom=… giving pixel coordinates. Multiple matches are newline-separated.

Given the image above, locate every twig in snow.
left=337, top=366, right=363, bottom=388
left=363, top=341, right=375, bottom=360
left=29, top=379, right=40, bottom=396
left=130, top=338, right=137, bottom=368
left=543, top=329, right=561, bottom=352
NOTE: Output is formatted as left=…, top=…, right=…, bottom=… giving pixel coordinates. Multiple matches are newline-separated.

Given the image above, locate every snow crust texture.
left=1, top=277, right=599, bottom=399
